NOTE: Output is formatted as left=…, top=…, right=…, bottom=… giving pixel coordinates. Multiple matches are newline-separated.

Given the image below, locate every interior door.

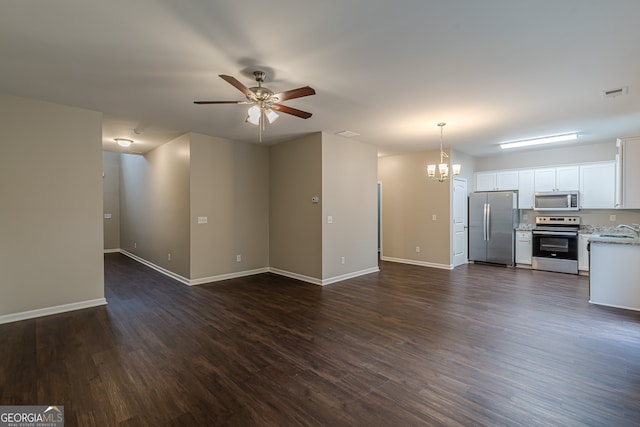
left=452, top=178, right=468, bottom=267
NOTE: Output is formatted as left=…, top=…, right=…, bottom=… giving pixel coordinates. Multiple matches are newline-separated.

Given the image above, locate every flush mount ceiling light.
left=426, top=123, right=461, bottom=182
left=499, top=132, right=578, bottom=150
left=115, top=138, right=133, bottom=147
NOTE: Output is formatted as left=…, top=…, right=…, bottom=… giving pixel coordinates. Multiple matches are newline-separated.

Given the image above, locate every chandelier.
left=427, top=122, right=461, bottom=182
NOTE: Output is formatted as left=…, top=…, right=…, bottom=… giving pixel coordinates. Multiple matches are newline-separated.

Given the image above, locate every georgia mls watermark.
left=0, top=406, right=63, bottom=427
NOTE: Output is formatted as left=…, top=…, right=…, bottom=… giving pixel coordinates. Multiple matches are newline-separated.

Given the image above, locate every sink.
left=596, top=234, right=635, bottom=239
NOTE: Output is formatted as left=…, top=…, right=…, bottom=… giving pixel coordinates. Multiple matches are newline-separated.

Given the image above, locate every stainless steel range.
left=532, top=216, right=581, bottom=274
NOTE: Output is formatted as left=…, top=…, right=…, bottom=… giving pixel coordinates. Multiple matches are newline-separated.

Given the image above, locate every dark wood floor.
left=2, top=254, right=640, bottom=426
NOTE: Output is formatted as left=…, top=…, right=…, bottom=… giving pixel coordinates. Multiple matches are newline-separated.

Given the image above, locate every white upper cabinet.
left=475, top=170, right=518, bottom=191
left=579, top=161, right=615, bottom=209
left=517, top=169, right=535, bottom=209
left=616, top=136, right=640, bottom=209
left=534, top=166, right=579, bottom=192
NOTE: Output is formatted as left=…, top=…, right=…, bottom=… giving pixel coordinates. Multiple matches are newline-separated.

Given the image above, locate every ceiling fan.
left=194, top=71, right=316, bottom=141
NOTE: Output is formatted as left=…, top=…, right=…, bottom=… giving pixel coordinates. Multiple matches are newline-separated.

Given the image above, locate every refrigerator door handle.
left=483, top=203, right=488, bottom=241
left=486, top=203, right=491, bottom=240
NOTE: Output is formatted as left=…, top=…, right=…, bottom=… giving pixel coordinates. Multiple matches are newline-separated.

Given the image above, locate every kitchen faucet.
left=617, top=224, right=640, bottom=237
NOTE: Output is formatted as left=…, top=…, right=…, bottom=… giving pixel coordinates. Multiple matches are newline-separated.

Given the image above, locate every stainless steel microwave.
left=533, top=191, right=579, bottom=211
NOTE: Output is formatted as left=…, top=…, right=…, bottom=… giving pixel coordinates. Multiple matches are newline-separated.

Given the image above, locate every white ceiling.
left=1, top=1, right=639, bottom=157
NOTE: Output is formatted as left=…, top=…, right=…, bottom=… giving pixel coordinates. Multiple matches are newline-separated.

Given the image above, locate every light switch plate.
left=198, top=216, right=208, bottom=224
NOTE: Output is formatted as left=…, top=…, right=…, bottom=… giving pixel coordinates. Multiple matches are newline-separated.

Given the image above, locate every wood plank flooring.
left=2, top=254, right=640, bottom=426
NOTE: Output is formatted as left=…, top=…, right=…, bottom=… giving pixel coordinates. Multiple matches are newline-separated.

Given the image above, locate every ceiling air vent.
left=336, top=130, right=360, bottom=138
left=602, top=86, right=629, bottom=98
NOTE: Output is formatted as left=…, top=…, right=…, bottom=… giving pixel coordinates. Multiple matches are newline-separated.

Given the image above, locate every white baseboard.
left=380, top=256, right=453, bottom=270
left=268, top=268, right=324, bottom=286
left=119, top=250, right=270, bottom=286
left=103, top=248, right=120, bottom=254
left=120, top=250, right=191, bottom=285
left=117, top=250, right=381, bottom=287
left=0, top=298, right=107, bottom=325
left=319, top=266, right=380, bottom=285
left=189, top=268, right=270, bottom=286
left=268, top=266, right=380, bottom=286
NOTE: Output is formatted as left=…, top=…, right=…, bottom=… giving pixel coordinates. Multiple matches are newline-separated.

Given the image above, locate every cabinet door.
left=556, top=166, right=579, bottom=191
left=578, top=234, right=591, bottom=271
left=580, top=162, right=615, bottom=209
left=618, top=137, right=640, bottom=209
left=475, top=172, right=496, bottom=191
left=515, top=231, right=532, bottom=264
left=496, top=170, right=518, bottom=190
left=518, top=169, right=534, bottom=209
left=534, top=168, right=556, bottom=192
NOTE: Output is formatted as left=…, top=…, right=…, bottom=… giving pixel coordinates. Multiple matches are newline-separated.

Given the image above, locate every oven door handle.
left=532, top=231, right=577, bottom=237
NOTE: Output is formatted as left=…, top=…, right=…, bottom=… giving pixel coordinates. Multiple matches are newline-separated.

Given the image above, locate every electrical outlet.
left=134, top=242, right=137, bottom=249
left=327, top=215, right=333, bottom=224
left=523, top=214, right=528, bottom=221
left=610, top=215, right=616, bottom=221
left=236, top=254, right=242, bottom=262
left=341, top=256, right=345, bottom=264
left=432, top=214, right=437, bottom=221
left=416, top=246, right=421, bottom=253
left=168, top=253, right=171, bottom=261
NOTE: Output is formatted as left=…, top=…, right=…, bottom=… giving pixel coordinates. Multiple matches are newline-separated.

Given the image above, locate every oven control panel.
left=535, top=216, right=581, bottom=225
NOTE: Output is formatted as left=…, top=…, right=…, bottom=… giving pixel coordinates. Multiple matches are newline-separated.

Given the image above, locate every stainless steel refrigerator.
left=469, top=191, right=518, bottom=266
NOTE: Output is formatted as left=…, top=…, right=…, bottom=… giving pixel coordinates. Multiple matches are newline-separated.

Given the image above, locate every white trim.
left=268, top=266, right=380, bottom=286
left=320, top=266, right=380, bottom=285
left=380, top=256, right=453, bottom=270
left=268, top=268, right=323, bottom=286
left=120, top=250, right=270, bottom=286
left=189, top=268, right=270, bottom=286
left=103, top=248, right=120, bottom=254
left=0, top=298, right=107, bottom=325
left=589, top=301, right=640, bottom=312
left=117, top=250, right=380, bottom=287
left=120, top=250, right=191, bottom=285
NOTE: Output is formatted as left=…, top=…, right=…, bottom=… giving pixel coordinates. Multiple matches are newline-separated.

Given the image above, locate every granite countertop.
left=515, top=224, right=533, bottom=231
left=588, top=234, right=640, bottom=245
left=579, top=225, right=640, bottom=244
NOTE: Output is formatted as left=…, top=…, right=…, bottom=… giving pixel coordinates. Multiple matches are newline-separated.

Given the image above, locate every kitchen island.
left=589, top=234, right=640, bottom=311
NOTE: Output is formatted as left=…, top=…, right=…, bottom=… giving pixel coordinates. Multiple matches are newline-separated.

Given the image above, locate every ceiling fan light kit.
left=427, top=122, right=461, bottom=182
left=194, top=70, right=315, bottom=142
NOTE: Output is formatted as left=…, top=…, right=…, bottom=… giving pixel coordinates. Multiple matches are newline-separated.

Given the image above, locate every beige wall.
left=451, top=149, right=476, bottom=194
left=321, top=133, right=378, bottom=279
left=0, top=94, right=104, bottom=317
left=102, top=151, right=121, bottom=250
left=120, top=134, right=191, bottom=278
left=269, top=133, right=323, bottom=279
left=476, top=141, right=617, bottom=171
left=189, top=133, right=269, bottom=279
left=378, top=149, right=452, bottom=267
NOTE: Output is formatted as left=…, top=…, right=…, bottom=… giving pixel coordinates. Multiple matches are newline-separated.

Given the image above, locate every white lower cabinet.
left=515, top=231, right=532, bottom=265
left=578, top=234, right=591, bottom=272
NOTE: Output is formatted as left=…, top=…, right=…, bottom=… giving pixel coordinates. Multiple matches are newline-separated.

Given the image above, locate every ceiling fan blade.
left=273, top=86, right=316, bottom=102
left=219, top=74, right=252, bottom=97
left=194, top=100, right=246, bottom=104
left=272, top=104, right=313, bottom=119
